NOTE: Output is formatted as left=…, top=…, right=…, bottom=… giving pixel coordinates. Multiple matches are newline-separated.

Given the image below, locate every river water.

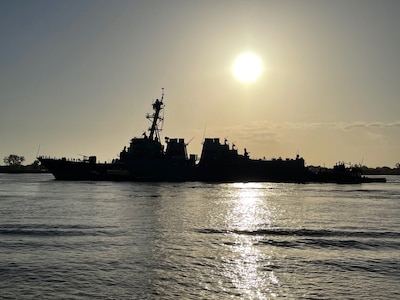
left=0, top=173, right=399, bottom=299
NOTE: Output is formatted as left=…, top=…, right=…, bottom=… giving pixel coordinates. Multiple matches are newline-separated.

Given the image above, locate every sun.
left=233, top=52, right=263, bottom=83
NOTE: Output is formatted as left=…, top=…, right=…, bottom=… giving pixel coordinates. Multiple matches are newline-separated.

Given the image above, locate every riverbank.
left=0, top=166, right=49, bottom=173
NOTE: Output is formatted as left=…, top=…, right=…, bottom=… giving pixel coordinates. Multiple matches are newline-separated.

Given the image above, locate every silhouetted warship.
left=38, top=90, right=385, bottom=184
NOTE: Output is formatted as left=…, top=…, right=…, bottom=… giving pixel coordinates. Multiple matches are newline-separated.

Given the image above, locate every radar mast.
left=146, top=88, right=164, bottom=142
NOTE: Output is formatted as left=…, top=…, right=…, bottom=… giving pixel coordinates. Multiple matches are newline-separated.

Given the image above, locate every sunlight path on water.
left=218, top=183, right=282, bottom=298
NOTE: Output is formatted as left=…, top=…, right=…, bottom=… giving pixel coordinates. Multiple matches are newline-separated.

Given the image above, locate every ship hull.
left=38, top=157, right=385, bottom=184
left=38, top=158, right=104, bottom=180
left=37, top=157, right=307, bottom=183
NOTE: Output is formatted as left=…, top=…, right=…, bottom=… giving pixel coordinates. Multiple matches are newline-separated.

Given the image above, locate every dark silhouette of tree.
left=3, top=154, right=25, bottom=167
left=396, top=163, right=400, bottom=169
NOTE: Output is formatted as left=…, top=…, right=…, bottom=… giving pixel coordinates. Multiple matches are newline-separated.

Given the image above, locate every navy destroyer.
left=38, top=90, right=385, bottom=183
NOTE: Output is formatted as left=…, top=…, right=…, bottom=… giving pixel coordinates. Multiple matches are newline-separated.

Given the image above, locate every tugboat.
left=310, top=163, right=386, bottom=184
left=38, top=90, right=385, bottom=183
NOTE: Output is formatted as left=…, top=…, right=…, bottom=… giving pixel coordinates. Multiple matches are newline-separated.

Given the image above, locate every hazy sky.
left=1, top=0, right=399, bottom=167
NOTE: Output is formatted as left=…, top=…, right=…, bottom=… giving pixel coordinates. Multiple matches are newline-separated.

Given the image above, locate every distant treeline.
left=309, top=165, right=400, bottom=175
left=0, top=164, right=48, bottom=173
left=0, top=155, right=49, bottom=173
left=360, top=166, right=400, bottom=175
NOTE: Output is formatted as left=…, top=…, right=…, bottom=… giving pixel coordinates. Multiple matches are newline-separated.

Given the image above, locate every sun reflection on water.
left=222, top=183, right=281, bottom=298
left=227, top=182, right=276, bottom=231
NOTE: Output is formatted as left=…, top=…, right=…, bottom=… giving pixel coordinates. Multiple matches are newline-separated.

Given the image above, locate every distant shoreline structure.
left=310, top=166, right=400, bottom=176
left=0, top=166, right=49, bottom=174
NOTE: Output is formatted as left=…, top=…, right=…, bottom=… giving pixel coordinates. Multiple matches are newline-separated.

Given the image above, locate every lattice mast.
left=147, top=88, right=164, bottom=142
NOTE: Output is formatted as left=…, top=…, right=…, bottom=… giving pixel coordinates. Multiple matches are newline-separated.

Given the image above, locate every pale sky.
left=1, top=0, right=399, bottom=167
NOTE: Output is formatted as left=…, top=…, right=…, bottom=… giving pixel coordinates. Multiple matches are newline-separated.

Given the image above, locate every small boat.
left=309, top=163, right=386, bottom=184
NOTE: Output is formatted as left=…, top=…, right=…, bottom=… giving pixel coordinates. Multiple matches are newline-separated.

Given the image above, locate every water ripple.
left=197, top=227, right=400, bottom=238
left=0, top=224, right=119, bottom=237
left=197, top=228, right=400, bottom=250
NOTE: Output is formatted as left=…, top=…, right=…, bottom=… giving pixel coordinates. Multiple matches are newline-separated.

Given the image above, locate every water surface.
left=1, top=174, right=399, bottom=299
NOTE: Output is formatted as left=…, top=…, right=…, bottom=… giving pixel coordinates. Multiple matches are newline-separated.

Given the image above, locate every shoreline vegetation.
left=1, top=154, right=49, bottom=173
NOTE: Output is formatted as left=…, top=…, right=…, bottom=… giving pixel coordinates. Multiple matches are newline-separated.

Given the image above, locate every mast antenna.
left=36, top=145, right=41, bottom=158
left=202, top=122, right=207, bottom=144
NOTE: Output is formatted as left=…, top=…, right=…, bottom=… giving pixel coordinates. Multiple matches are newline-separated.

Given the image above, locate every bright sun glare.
left=233, top=52, right=263, bottom=83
